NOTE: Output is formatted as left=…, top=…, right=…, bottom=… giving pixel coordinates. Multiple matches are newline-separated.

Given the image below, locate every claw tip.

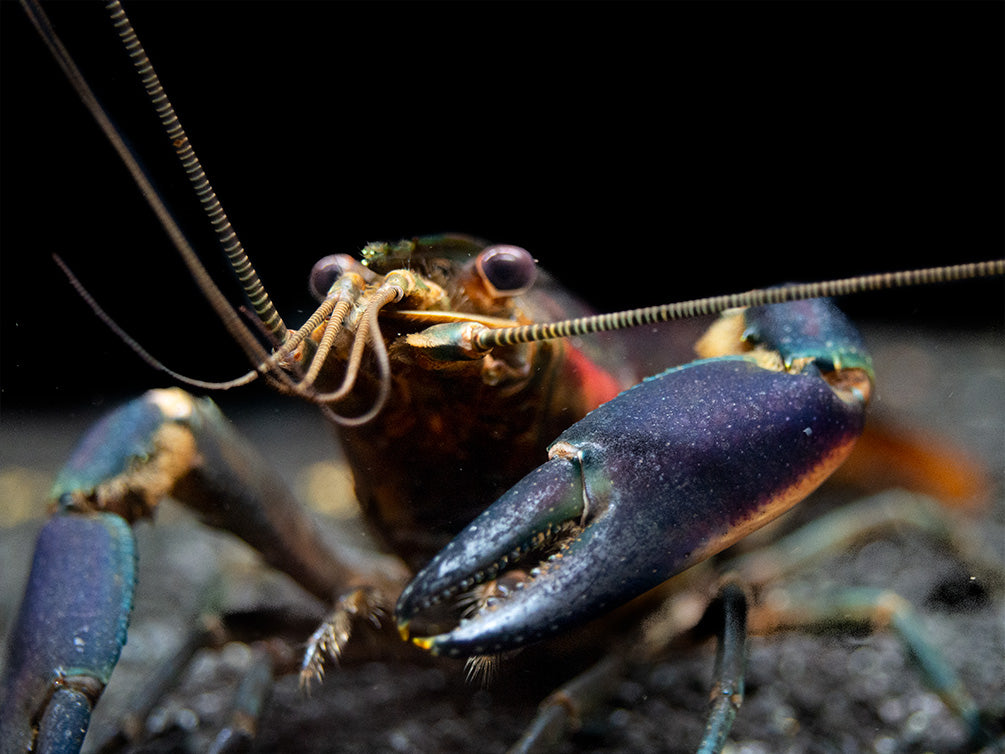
left=411, top=635, right=435, bottom=652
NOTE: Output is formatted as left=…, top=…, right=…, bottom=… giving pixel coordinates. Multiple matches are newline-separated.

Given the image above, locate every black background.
left=2, top=1, right=1002, bottom=412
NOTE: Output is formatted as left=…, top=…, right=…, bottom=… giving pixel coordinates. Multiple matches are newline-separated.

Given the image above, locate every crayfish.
left=1, top=2, right=1004, bottom=753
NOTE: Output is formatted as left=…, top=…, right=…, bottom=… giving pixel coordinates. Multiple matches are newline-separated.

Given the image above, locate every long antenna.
left=475, top=260, right=1005, bottom=350
left=104, top=0, right=288, bottom=344
left=20, top=0, right=281, bottom=374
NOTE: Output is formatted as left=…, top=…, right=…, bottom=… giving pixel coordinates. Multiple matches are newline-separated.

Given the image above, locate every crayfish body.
left=5, top=235, right=1000, bottom=754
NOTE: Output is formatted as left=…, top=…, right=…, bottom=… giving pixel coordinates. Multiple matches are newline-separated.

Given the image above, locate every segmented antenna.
left=476, top=260, right=1005, bottom=350
left=104, top=0, right=288, bottom=344
left=20, top=0, right=279, bottom=377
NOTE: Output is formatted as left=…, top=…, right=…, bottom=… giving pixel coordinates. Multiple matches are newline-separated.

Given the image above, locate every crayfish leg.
left=0, top=514, right=135, bottom=752
left=52, top=388, right=407, bottom=604
left=299, top=586, right=386, bottom=689
left=507, top=578, right=750, bottom=754
left=728, top=488, right=1000, bottom=747
left=749, top=585, right=989, bottom=745
left=695, top=578, right=748, bottom=754
left=2, top=387, right=411, bottom=752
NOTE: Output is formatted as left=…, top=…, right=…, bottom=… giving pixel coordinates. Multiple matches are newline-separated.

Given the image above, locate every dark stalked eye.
left=309, top=254, right=352, bottom=301
left=475, top=245, right=537, bottom=297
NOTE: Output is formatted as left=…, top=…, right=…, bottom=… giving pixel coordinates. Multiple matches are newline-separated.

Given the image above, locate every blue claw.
left=397, top=300, right=872, bottom=658
left=0, top=514, right=136, bottom=751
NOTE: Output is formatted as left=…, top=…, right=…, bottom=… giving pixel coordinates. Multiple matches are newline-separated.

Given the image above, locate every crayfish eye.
left=476, top=245, right=537, bottom=297
left=309, top=254, right=353, bottom=301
